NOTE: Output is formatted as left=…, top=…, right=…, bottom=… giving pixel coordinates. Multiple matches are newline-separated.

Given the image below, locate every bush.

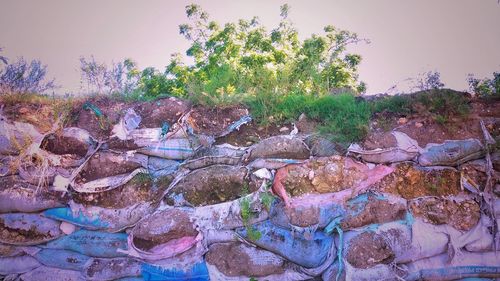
left=0, top=57, right=56, bottom=94
left=468, top=72, right=500, bottom=99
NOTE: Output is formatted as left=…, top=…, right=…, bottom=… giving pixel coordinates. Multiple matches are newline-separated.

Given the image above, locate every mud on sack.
left=348, top=131, right=421, bottom=164
left=123, top=208, right=201, bottom=261
left=418, top=139, right=484, bottom=166
left=0, top=213, right=63, bottom=246
left=165, top=165, right=257, bottom=207
left=236, top=220, right=334, bottom=268
left=44, top=171, right=161, bottom=232
left=71, top=150, right=147, bottom=193
left=0, top=176, right=69, bottom=213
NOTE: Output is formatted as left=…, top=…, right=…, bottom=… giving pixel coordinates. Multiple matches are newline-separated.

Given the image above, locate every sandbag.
left=206, top=242, right=285, bottom=277
left=0, top=243, right=38, bottom=257
left=137, top=236, right=208, bottom=279
left=404, top=252, right=500, bottom=281
left=246, top=158, right=305, bottom=170
left=0, top=213, right=62, bottom=245
left=72, top=150, right=147, bottom=193
left=340, top=192, right=407, bottom=230
left=0, top=118, right=43, bottom=156
left=190, top=182, right=272, bottom=230
left=244, top=135, right=310, bottom=161
left=409, top=196, right=480, bottom=231
left=43, top=199, right=155, bottom=232
left=16, top=266, right=85, bottom=281
left=165, top=165, right=251, bottom=207
left=83, top=257, right=142, bottom=281
left=348, top=131, right=420, bottom=164
left=304, top=135, right=341, bottom=157
left=33, top=249, right=90, bottom=271
left=42, top=230, right=128, bottom=258
left=371, top=163, right=461, bottom=199
left=272, top=156, right=394, bottom=206
left=40, top=127, right=96, bottom=159
left=125, top=208, right=200, bottom=261
left=147, top=157, right=179, bottom=178
left=269, top=197, right=344, bottom=233
left=419, top=139, right=484, bottom=166
left=0, top=176, right=68, bottom=213
left=236, top=220, right=334, bottom=268
left=142, top=261, right=209, bottom=281
left=181, top=144, right=246, bottom=170
left=0, top=255, right=41, bottom=275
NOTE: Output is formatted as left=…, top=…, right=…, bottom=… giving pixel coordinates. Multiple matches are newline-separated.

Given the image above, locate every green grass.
left=246, top=92, right=371, bottom=144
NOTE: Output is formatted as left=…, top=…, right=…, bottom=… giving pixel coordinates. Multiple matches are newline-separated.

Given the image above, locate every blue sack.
left=141, top=260, right=209, bottom=281
left=43, top=229, right=128, bottom=258
left=236, top=220, right=334, bottom=268
left=34, top=248, right=91, bottom=271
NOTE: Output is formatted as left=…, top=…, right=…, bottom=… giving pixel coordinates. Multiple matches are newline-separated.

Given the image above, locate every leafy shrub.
left=467, top=72, right=500, bottom=99
left=0, top=56, right=56, bottom=94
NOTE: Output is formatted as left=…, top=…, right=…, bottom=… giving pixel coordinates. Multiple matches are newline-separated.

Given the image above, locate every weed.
left=434, top=114, right=447, bottom=126
left=131, top=173, right=153, bottom=186
left=260, top=192, right=275, bottom=212
left=370, top=95, right=412, bottom=115
left=246, top=225, right=262, bottom=241
left=240, top=197, right=251, bottom=224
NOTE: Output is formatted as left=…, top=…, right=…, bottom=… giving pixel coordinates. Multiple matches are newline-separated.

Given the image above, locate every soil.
left=372, top=163, right=461, bottom=199
left=76, top=151, right=142, bottom=182
left=187, top=105, right=249, bottom=136
left=206, top=242, right=285, bottom=277
left=133, top=97, right=191, bottom=129
left=40, top=133, right=89, bottom=157
left=132, top=209, right=198, bottom=251
left=71, top=174, right=157, bottom=209
left=165, top=165, right=256, bottom=206
left=409, top=197, right=480, bottom=231
left=285, top=205, right=321, bottom=227
left=216, top=121, right=287, bottom=146
left=346, top=231, right=394, bottom=269
left=341, top=194, right=407, bottom=230
left=85, top=257, right=141, bottom=279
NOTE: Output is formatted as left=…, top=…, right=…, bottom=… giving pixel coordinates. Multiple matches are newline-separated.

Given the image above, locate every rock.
left=415, top=122, right=423, bottom=128
left=246, top=135, right=310, bottom=161
left=279, top=126, right=289, bottom=132
left=398, top=117, right=408, bottom=125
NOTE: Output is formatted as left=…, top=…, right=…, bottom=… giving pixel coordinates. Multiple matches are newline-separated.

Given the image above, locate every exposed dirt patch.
left=106, top=137, right=141, bottom=151
left=346, top=231, right=394, bottom=269
left=72, top=174, right=157, bottom=209
left=41, top=133, right=89, bottom=157
left=165, top=165, right=255, bottom=206
left=133, top=97, right=191, bottom=128
left=341, top=194, right=406, bottom=230
left=215, top=121, right=285, bottom=146
left=132, top=209, right=198, bottom=251
left=76, top=151, right=142, bottom=183
left=284, top=205, right=321, bottom=227
left=188, top=105, right=249, bottom=136
left=372, top=163, right=461, bottom=199
left=206, top=242, right=285, bottom=277
left=409, top=197, right=480, bottom=231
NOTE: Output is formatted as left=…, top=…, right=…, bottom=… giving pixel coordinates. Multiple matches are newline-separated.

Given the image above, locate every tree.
left=162, top=3, right=368, bottom=104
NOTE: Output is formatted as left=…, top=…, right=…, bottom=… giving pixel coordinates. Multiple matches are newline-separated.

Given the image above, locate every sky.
left=1, top=0, right=499, bottom=95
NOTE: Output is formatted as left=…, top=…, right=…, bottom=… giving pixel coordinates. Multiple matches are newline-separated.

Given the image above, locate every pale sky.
left=1, top=0, right=499, bottom=95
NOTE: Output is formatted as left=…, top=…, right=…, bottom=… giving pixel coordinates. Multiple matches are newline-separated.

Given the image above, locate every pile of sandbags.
left=1, top=97, right=499, bottom=281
